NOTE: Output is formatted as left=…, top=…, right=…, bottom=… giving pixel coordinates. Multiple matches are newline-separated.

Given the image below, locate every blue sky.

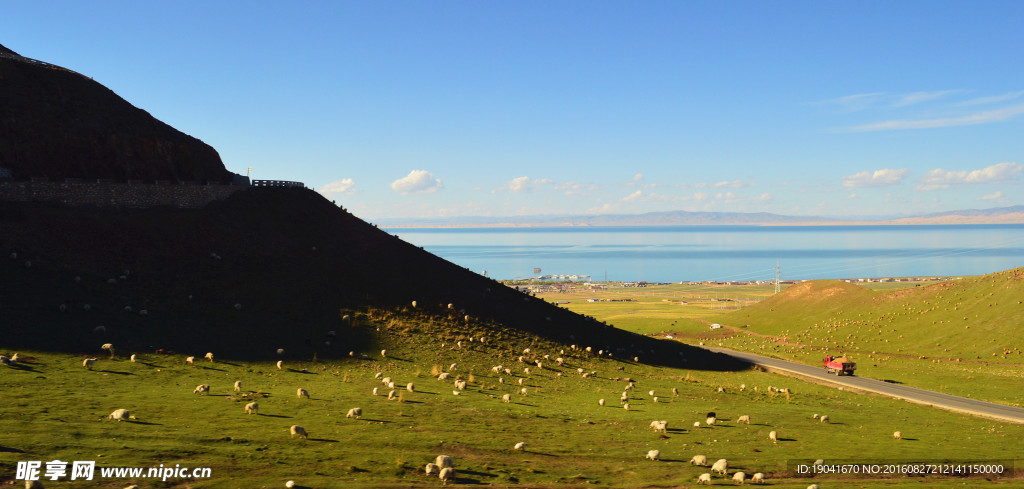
left=4, top=1, right=1023, bottom=219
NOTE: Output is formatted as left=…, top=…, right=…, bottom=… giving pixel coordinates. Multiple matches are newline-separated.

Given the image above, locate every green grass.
left=4, top=308, right=1024, bottom=487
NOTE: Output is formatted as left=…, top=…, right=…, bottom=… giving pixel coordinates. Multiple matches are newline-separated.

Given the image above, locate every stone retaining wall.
left=0, top=180, right=245, bottom=208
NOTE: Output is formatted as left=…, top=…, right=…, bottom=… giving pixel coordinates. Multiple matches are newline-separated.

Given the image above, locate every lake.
left=388, top=224, right=1024, bottom=283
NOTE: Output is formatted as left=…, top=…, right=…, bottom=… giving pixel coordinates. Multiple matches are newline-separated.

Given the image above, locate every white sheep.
left=185, top=356, right=195, bottom=366
left=285, top=482, right=295, bottom=489
left=381, top=349, right=387, bottom=358
left=194, top=384, right=210, bottom=395
left=751, top=472, right=765, bottom=484
left=425, top=463, right=438, bottom=475
left=693, top=421, right=701, bottom=428
left=690, top=454, right=707, bottom=466
left=438, top=372, right=451, bottom=380
left=648, top=389, right=655, bottom=397
left=645, top=449, right=660, bottom=461
left=769, top=430, right=778, bottom=442
left=372, top=387, right=380, bottom=396
left=346, top=407, right=362, bottom=418
left=706, top=416, right=716, bottom=426
left=129, top=354, right=137, bottom=363
left=374, top=372, right=384, bottom=379
left=83, top=358, right=97, bottom=369
left=520, top=387, right=528, bottom=396
left=807, top=485, right=819, bottom=489
left=738, top=415, right=751, bottom=424
left=109, top=408, right=131, bottom=421
left=893, top=431, right=902, bottom=440
left=502, top=394, right=511, bottom=403
left=407, top=382, right=415, bottom=392
left=455, top=380, right=467, bottom=390
left=438, top=466, right=454, bottom=483
left=514, top=441, right=525, bottom=450
left=297, top=388, right=309, bottom=399
left=697, top=473, right=712, bottom=484
left=820, top=415, right=829, bottom=423
left=234, top=380, right=242, bottom=392
left=623, top=403, right=630, bottom=411
left=711, top=458, right=728, bottom=475
left=101, top=343, right=115, bottom=358
left=598, top=399, right=605, bottom=407
left=290, top=425, right=308, bottom=439
left=732, top=471, right=746, bottom=484
left=650, top=420, right=668, bottom=433
left=204, top=352, right=214, bottom=362
left=435, top=455, right=454, bottom=468
left=388, top=390, right=397, bottom=400
left=276, top=360, right=283, bottom=370
left=244, top=402, right=258, bottom=414
left=449, top=363, right=458, bottom=371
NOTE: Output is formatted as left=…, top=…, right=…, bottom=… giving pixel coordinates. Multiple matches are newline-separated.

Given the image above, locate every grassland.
left=536, top=271, right=1024, bottom=409
left=3, top=307, right=1024, bottom=488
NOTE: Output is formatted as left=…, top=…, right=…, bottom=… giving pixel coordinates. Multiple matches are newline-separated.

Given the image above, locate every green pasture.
left=3, top=308, right=1023, bottom=488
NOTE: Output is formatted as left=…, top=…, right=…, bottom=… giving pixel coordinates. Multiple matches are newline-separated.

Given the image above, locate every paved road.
left=707, top=347, right=1024, bottom=424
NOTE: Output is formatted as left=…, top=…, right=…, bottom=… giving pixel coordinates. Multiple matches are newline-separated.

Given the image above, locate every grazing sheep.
left=648, top=390, right=655, bottom=397
left=502, top=394, right=511, bottom=403
left=893, top=431, right=902, bottom=440
left=372, top=387, right=380, bottom=396
left=732, top=471, right=746, bottom=484
left=101, top=343, right=115, bottom=358
left=697, top=473, right=712, bottom=484
left=108, top=408, right=130, bottom=421
left=438, top=466, right=454, bottom=483
left=193, top=384, right=210, bottom=395
left=623, top=403, right=630, bottom=411
left=276, top=360, right=283, bottom=370
left=388, top=390, right=397, bottom=400
left=381, top=376, right=392, bottom=385
left=706, top=416, right=716, bottom=426
left=438, top=372, right=451, bottom=380
left=820, top=415, right=829, bottom=423
left=234, top=380, right=242, bottom=392
left=381, top=349, right=387, bottom=358
left=83, top=358, right=97, bottom=369
left=346, top=407, right=362, bottom=418
left=646, top=449, right=660, bottom=461
left=407, top=382, right=415, bottom=392
left=425, top=462, right=439, bottom=475
left=769, top=430, right=778, bottom=442
left=435, top=455, right=454, bottom=469
left=520, top=387, right=528, bottom=396
left=455, top=380, right=467, bottom=390
left=449, top=363, right=458, bottom=371
left=650, top=420, right=668, bottom=433
left=244, top=402, right=258, bottom=414
left=690, top=454, right=708, bottom=466
left=374, top=372, right=384, bottom=379
left=185, top=356, right=195, bottom=366
left=277, top=348, right=285, bottom=355
left=297, top=388, right=309, bottom=399
left=514, top=442, right=525, bottom=450
left=737, top=415, right=751, bottom=424
left=290, top=425, right=308, bottom=439
left=204, top=352, right=214, bottom=362
left=285, top=482, right=295, bottom=489
left=711, top=458, right=728, bottom=475
left=807, top=485, right=819, bottom=489
left=751, top=472, right=765, bottom=484
left=129, top=354, right=137, bottom=363
left=598, top=399, right=605, bottom=407
left=693, top=421, right=701, bottom=428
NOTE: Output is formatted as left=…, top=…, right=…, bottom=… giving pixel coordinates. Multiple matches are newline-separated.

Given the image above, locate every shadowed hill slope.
left=0, top=43, right=231, bottom=182
left=0, top=188, right=742, bottom=370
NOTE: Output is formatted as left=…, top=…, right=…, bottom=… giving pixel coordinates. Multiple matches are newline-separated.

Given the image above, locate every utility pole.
left=774, top=260, right=781, bottom=294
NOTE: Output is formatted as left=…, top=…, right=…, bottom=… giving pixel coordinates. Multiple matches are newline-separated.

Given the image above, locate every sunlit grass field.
left=4, top=305, right=1023, bottom=487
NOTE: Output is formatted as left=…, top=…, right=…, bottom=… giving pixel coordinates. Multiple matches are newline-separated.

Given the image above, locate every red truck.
left=823, top=355, right=856, bottom=376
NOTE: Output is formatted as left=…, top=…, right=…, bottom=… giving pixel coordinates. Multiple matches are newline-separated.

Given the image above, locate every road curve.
left=706, top=346, right=1024, bottom=424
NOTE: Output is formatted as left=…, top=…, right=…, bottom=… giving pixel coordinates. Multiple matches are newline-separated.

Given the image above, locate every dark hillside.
left=0, top=43, right=231, bottom=182
left=0, top=188, right=740, bottom=370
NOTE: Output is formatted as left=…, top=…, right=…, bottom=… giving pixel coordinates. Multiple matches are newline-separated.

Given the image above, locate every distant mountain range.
left=379, top=205, right=1024, bottom=228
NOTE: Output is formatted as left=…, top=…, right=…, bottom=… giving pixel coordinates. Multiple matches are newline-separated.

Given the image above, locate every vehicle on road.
left=824, top=355, right=856, bottom=376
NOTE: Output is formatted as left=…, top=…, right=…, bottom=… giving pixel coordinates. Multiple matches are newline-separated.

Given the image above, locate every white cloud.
left=621, top=190, right=643, bottom=202
left=756, top=193, right=773, bottom=202
left=692, top=192, right=710, bottom=201
left=979, top=191, right=1004, bottom=201
left=893, top=90, right=962, bottom=107
left=843, top=103, right=1024, bottom=132
left=390, top=170, right=443, bottom=195
left=712, top=180, right=753, bottom=188
left=918, top=162, right=1022, bottom=190
left=494, top=176, right=553, bottom=193
left=319, top=178, right=355, bottom=195
left=841, top=168, right=908, bottom=188
left=957, top=91, right=1024, bottom=107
